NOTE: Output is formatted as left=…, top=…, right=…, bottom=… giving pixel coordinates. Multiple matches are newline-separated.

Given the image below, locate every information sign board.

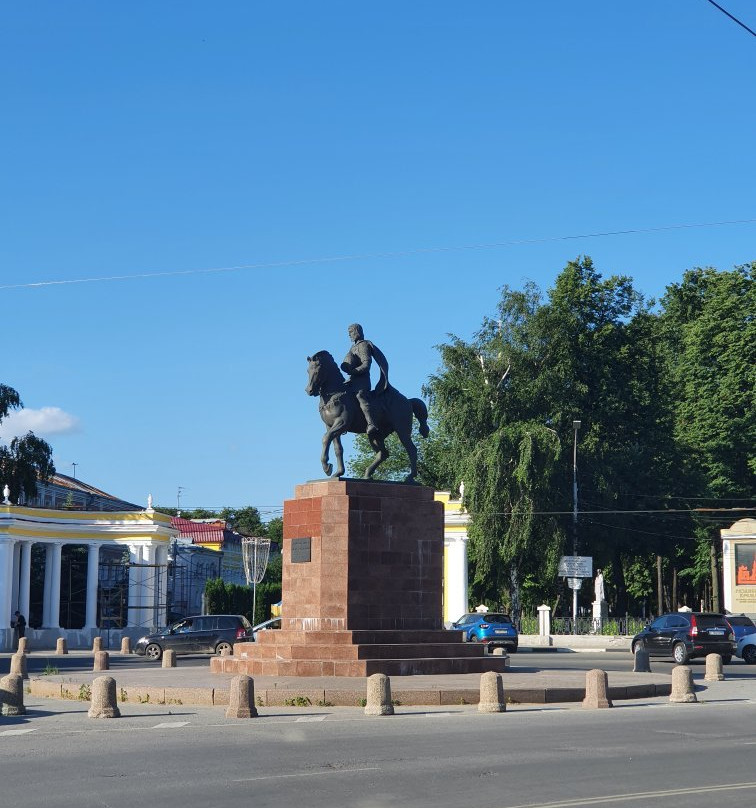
left=558, top=555, right=593, bottom=578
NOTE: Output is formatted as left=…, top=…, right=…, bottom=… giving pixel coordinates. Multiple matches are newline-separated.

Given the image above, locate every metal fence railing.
left=515, top=615, right=648, bottom=637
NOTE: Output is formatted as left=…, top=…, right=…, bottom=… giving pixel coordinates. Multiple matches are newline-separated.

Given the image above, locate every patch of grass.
left=119, top=688, right=128, bottom=703
left=316, top=699, right=334, bottom=707
left=357, top=697, right=367, bottom=707
left=284, top=696, right=312, bottom=707
left=41, top=662, right=59, bottom=676
left=78, top=684, right=91, bottom=701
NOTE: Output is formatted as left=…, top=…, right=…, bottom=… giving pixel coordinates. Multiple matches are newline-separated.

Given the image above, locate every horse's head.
left=305, top=350, right=339, bottom=397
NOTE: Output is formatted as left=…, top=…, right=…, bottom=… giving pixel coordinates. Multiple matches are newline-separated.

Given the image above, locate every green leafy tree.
left=426, top=258, right=679, bottom=616
left=0, top=384, right=55, bottom=501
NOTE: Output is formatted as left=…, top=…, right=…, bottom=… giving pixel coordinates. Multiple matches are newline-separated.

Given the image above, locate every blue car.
left=737, top=633, right=756, bottom=665
left=725, top=614, right=756, bottom=642
left=451, top=612, right=519, bottom=652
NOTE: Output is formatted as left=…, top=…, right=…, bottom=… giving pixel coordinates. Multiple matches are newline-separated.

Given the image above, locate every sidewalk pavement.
left=10, top=639, right=755, bottom=709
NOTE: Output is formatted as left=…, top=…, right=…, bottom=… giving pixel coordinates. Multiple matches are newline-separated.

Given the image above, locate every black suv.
left=631, top=612, right=735, bottom=664
left=134, top=614, right=253, bottom=661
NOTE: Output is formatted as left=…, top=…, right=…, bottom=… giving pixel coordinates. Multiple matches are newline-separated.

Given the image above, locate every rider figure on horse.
left=341, top=323, right=389, bottom=438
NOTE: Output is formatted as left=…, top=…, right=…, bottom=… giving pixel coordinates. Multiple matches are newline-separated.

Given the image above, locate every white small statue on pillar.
left=2, top=484, right=10, bottom=505
left=592, top=568, right=608, bottom=630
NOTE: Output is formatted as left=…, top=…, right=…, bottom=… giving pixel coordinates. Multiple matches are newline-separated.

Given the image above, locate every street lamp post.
left=572, top=419, right=581, bottom=634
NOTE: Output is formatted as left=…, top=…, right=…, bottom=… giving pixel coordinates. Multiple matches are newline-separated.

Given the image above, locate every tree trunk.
left=710, top=542, right=721, bottom=613
left=612, top=547, right=627, bottom=615
left=656, top=555, right=664, bottom=616
left=508, top=563, right=521, bottom=622
left=671, top=566, right=678, bottom=611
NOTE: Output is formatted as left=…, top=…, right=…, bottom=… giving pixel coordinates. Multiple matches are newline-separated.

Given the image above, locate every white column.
left=10, top=541, right=21, bottom=614
left=128, top=544, right=144, bottom=627
left=84, top=543, right=100, bottom=629
left=0, top=539, right=16, bottom=633
left=538, top=604, right=552, bottom=637
left=42, top=544, right=54, bottom=626
left=154, top=544, right=168, bottom=628
left=18, top=541, right=32, bottom=623
left=141, top=543, right=156, bottom=629
left=444, top=534, right=469, bottom=625
left=48, top=542, right=63, bottom=629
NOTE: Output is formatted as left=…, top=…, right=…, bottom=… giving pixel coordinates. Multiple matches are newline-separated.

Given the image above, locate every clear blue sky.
left=2, top=2, right=754, bottom=520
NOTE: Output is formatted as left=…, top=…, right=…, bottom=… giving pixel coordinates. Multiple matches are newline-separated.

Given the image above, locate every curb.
left=27, top=677, right=671, bottom=708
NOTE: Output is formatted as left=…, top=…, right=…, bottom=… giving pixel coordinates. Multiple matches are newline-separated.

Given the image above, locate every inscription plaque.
left=291, top=537, right=312, bottom=563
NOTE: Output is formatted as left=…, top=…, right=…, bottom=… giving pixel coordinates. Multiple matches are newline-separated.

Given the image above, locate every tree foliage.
left=0, top=384, right=55, bottom=502
left=424, top=257, right=754, bottom=617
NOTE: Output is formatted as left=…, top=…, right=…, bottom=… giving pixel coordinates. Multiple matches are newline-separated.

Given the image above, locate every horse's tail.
left=411, top=398, right=430, bottom=438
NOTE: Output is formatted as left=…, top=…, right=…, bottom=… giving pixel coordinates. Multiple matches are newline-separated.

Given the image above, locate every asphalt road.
left=1, top=689, right=755, bottom=808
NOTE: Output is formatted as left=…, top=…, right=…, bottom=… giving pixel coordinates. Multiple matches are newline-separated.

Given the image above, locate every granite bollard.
left=478, top=671, right=506, bottom=713
left=10, top=652, right=28, bottom=680
left=670, top=665, right=697, bottom=703
left=120, top=637, right=132, bottom=655
left=582, top=669, right=613, bottom=709
left=0, top=674, right=26, bottom=716
left=92, top=636, right=103, bottom=653
left=162, top=649, right=177, bottom=668
left=88, top=676, right=121, bottom=719
left=633, top=644, right=651, bottom=673
left=226, top=675, right=258, bottom=718
left=17, top=637, right=28, bottom=654
left=56, top=637, right=68, bottom=655
left=365, top=673, right=394, bottom=716
left=704, top=653, right=724, bottom=682
left=93, top=650, right=110, bottom=671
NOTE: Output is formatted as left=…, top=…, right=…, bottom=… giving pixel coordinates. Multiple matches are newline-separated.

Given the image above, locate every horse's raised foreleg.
left=321, top=417, right=349, bottom=478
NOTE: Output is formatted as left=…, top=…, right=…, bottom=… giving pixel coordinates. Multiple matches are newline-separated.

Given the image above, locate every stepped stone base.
left=211, top=629, right=510, bottom=677
left=213, top=479, right=509, bottom=677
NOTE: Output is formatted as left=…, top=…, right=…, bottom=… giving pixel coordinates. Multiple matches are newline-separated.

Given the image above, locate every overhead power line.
left=705, top=0, right=756, bottom=37
left=2, top=217, right=756, bottom=292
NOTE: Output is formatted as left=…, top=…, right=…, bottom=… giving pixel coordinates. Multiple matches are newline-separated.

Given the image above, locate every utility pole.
left=177, top=486, right=185, bottom=517
left=71, top=462, right=78, bottom=479
left=572, top=420, right=581, bottom=634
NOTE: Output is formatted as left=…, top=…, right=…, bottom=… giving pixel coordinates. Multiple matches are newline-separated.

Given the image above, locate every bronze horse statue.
left=305, top=350, right=429, bottom=482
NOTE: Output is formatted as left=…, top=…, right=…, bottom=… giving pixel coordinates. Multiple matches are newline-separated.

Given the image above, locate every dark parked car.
left=724, top=614, right=756, bottom=642
left=134, top=614, right=253, bottom=661
left=631, top=612, right=735, bottom=664
left=449, top=612, right=519, bottom=652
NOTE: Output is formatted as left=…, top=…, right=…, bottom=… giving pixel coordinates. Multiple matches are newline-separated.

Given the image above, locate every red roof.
left=170, top=517, right=229, bottom=545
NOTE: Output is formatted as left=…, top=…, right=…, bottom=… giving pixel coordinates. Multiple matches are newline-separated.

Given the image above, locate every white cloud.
left=0, top=407, right=80, bottom=440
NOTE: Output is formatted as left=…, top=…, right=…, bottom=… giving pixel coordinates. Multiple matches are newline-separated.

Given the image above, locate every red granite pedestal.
left=212, top=479, right=508, bottom=676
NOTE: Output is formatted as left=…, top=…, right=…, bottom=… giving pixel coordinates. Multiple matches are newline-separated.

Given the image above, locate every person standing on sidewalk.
left=12, top=610, right=26, bottom=650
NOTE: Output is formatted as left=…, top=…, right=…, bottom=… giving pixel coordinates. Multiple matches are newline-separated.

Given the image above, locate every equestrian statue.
left=305, top=323, right=429, bottom=483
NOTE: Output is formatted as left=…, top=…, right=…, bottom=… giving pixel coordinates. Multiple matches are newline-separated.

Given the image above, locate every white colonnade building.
left=0, top=501, right=177, bottom=651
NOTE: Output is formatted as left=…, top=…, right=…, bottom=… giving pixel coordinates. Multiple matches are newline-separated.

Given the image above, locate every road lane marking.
left=0, top=728, right=37, bottom=736
left=234, top=767, right=380, bottom=783
left=501, top=781, right=756, bottom=808
left=152, top=721, right=190, bottom=729
left=296, top=715, right=327, bottom=722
